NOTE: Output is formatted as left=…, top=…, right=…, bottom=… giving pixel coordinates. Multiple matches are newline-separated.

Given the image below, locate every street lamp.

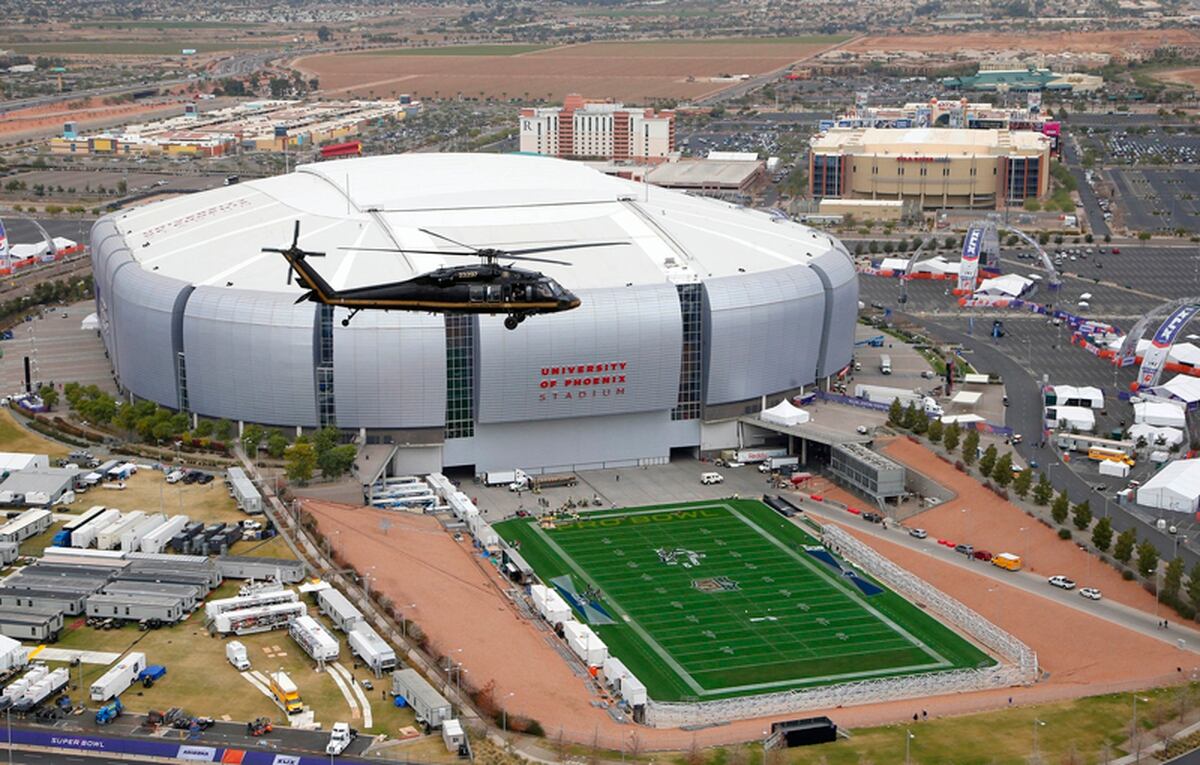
left=502, top=691, right=516, bottom=735
left=1032, top=718, right=1046, bottom=758
left=962, top=507, right=971, bottom=546
left=1133, top=696, right=1151, bottom=762
left=905, top=728, right=914, bottom=765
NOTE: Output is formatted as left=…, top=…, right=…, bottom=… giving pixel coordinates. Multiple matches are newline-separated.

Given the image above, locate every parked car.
left=861, top=512, right=883, bottom=524
left=909, top=528, right=928, bottom=539
left=1079, top=587, right=1102, bottom=600
left=972, top=550, right=994, bottom=562
left=1048, top=575, right=1076, bottom=590
left=954, top=543, right=974, bottom=557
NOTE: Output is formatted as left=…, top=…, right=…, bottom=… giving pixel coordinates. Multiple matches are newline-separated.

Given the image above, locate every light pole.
left=7, top=705, right=12, bottom=765
left=400, top=602, right=416, bottom=638
left=1033, top=718, right=1046, bottom=758
left=905, top=728, right=914, bottom=765
left=502, top=691, right=516, bottom=735
left=962, top=507, right=971, bottom=546
left=1133, top=696, right=1151, bottom=762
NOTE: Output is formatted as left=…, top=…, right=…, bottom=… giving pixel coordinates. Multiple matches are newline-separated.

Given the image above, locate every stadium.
left=90, top=153, right=857, bottom=473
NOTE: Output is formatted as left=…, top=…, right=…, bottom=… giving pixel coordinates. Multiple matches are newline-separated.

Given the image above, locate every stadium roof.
left=114, top=153, right=846, bottom=293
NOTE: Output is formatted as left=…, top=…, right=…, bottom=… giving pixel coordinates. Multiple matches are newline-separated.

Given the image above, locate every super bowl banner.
left=1138, top=305, right=1199, bottom=388
left=955, top=226, right=984, bottom=294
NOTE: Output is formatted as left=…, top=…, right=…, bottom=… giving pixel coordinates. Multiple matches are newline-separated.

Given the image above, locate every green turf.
left=495, top=500, right=992, bottom=702
left=366, top=44, right=553, bottom=56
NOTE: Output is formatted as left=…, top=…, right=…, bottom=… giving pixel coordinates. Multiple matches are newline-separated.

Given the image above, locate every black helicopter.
left=263, top=222, right=627, bottom=329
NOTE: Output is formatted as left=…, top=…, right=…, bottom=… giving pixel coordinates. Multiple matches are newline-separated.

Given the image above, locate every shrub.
left=1123, top=569, right=1135, bottom=581
left=954, top=460, right=965, bottom=472
left=1058, top=528, right=1072, bottom=540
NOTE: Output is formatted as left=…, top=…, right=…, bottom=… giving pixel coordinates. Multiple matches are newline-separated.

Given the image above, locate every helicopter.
left=263, top=221, right=628, bottom=329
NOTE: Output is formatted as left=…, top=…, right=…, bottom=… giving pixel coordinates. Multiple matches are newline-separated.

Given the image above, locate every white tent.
left=1127, top=339, right=1200, bottom=367
left=1050, top=385, right=1104, bottom=409
left=940, top=413, right=985, bottom=425
left=911, top=256, right=960, bottom=276
left=950, top=391, right=982, bottom=407
left=1156, top=375, right=1200, bottom=406
left=879, top=257, right=909, bottom=272
left=1049, top=405, right=1095, bottom=432
left=1137, top=459, right=1200, bottom=513
left=1128, top=423, right=1185, bottom=448
left=80, top=313, right=100, bottom=331
left=761, top=399, right=810, bottom=427
left=1133, top=401, right=1186, bottom=428
left=975, top=274, right=1032, bottom=298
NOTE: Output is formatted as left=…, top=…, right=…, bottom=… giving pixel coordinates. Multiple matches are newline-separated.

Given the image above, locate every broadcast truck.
left=853, top=384, right=943, bottom=417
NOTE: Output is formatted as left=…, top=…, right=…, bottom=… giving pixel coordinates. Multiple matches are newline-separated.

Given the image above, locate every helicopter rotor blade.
left=294, top=290, right=313, bottom=304
left=335, top=246, right=469, bottom=256
left=502, top=241, right=630, bottom=257
left=291, top=220, right=301, bottom=249
left=418, top=228, right=480, bottom=252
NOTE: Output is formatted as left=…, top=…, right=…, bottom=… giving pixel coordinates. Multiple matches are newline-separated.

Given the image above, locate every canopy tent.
left=1128, top=423, right=1185, bottom=448
left=975, top=273, right=1033, bottom=298
left=1048, top=385, right=1104, bottom=409
left=940, top=413, right=985, bottom=425
left=950, top=391, right=983, bottom=407
left=80, top=313, right=99, bottom=331
left=1133, top=401, right=1186, bottom=428
left=1153, top=374, right=1200, bottom=407
left=1049, top=405, right=1095, bottom=432
left=1137, top=459, right=1200, bottom=513
left=911, top=256, right=960, bottom=276
left=761, top=399, right=810, bottom=427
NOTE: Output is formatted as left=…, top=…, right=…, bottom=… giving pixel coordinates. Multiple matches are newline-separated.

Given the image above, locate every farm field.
left=296, top=37, right=846, bottom=102
left=494, top=500, right=991, bottom=702
left=845, top=29, right=1200, bottom=58
left=2, top=41, right=274, bottom=55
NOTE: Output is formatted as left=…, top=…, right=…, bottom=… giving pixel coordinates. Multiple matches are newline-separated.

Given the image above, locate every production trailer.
left=52, top=505, right=109, bottom=547
left=348, top=622, right=397, bottom=676
left=215, top=555, right=305, bottom=583
left=853, top=384, right=944, bottom=416
left=121, top=513, right=166, bottom=553
left=68, top=508, right=122, bottom=549
left=96, top=511, right=145, bottom=551
left=391, top=669, right=452, bottom=729
left=86, top=593, right=185, bottom=624
left=213, top=601, right=306, bottom=635
left=0, top=609, right=61, bottom=641
left=227, top=468, right=263, bottom=515
left=720, top=448, right=788, bottom=465
left=89, top=652, right=147, bottom=702
left=140, top=515, right=189, bottom=553
left=289, top=615, right=340, bottom=663
left=11, top=666, right=69, bottom=712
left=204, top=589, right=299, bottom=621
left=316, top=587, right=364, bottom=631
left=0, top=508, right=52, bottom=544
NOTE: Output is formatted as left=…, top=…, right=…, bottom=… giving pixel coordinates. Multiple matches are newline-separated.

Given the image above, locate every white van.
left=700, top=472, right=725, bottom=485
left=880, top=354, right=892, bottom=375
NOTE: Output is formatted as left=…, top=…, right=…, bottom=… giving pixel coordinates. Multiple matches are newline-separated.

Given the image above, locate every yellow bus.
left=1088, top=447, right=1135, bottom=466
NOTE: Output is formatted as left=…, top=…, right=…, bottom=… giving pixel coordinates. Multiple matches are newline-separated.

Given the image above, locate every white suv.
left=700, top=472, right=724, bottom=485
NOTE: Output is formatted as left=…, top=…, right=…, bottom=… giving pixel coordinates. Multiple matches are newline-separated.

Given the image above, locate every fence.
left=643, top=524, right=1037, bottom=728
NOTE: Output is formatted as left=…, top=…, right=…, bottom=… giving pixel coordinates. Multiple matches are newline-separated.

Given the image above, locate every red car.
left=973, top=550, right=994, bottom=562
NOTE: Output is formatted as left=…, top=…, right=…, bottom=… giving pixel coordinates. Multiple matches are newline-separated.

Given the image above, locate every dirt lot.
left=296, top=38, right=843, bottom=102
left=1154, top=67, right=1200, bottom=88
left=308, top=494, right=1197, bottom=750
left=846, top=29, right=1200, bottom=59
left=0, top=97, right=189, bottom=140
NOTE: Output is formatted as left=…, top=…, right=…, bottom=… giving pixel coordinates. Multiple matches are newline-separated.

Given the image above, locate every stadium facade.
left=91, top=154, right=856, bottom=473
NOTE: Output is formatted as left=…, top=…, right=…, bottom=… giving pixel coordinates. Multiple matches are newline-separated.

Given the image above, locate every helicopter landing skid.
left=340, top=309, right=362, bottom=327
left=503, top=313, right=527, bottom=330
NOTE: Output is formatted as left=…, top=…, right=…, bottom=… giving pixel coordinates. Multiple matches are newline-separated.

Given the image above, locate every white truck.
left=854, top=384, right=943, bottom=417
left=90, top=652, right=146, bottom=702
left=226, top=640, right=250, bottom=671
left=720, top=448, right=787, bottom=465
left=482, top=470, right=517, bottom=487
left=326, top=722, right=356, bottom=756
left=758, top=456, right=799, bottom=473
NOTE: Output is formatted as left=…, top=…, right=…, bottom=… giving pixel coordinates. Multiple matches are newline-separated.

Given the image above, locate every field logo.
left=1139, top=305, right=1198, bottom=387
left=657, top=547, right=705, bottom=567
left=955, top=226, right=984, bottom=294
left=693, top=576, right=739, bottom=593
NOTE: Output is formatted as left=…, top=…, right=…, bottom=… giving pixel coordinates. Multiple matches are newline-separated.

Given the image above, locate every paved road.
left=904, top=312, right=1200, bottom=573
left=1061, top=133, right=1111, bottom=238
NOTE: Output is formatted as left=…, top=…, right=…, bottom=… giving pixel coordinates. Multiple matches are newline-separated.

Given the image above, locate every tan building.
left=809, top=127, right=1051, bottom=209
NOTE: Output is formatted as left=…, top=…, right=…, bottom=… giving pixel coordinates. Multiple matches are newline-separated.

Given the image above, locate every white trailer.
left=391, top=669, right=452, bottom=728
left=0, top=635, right=29, bottom=674
left=121, top=513, right=165, bottom=553
left=483, top=470, right=517, bottom=486
left=348, top=622, right=397, bottom=676
left=529, top=584, right=571, bottom=624
left=205, top=589, right=298, bottom=621
left=139, top=515, right=189, bottom=553
left=316, top=587, right=364, bottom=631
left=213, top=601, right=307, bottom=635
left=227, top=468, right=263, bottom=515
left=226, top=640, right=251, bottom=670
left=563, top=621, right=607, bottom=667
left=854, top=384, right=944, bottom=416
left=96, top=511, right=144, bottom=551
left=89, top=651, right=146, bottom=702
left=0, top=509, right=52, bottom=544
left=289, top=615, right=340, bottom=663
left=12, top=667, right=68, bottom=712
left=69, top=508, right=121, bottom=549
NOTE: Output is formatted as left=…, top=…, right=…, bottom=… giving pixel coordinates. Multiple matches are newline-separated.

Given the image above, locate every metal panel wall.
left=808, top=246, right=859, bottom=378
left=183, top=288, right=318, bottom=427
left=109, top=264, right=190, bottom=408
left=702, top=265, right=826, bottom=405
left=475, top=284, right=682, bottom=424
left=90, top=217, right=132, bottom=374
left=333, top=310, right=446, bottom=429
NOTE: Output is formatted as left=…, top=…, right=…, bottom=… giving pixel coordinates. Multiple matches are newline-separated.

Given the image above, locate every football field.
left=495, top=500, right=993, bottom=702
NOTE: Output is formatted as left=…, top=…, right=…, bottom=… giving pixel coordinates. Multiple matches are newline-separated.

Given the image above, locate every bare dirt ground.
left=846, top=29, right=1200, bottom=59
left=1154, top=67, right=1200, bottom=88
left=874, top=436, right=1183, bottom=621
left=0, top=97, right=188, bottom=139
left=295, top=39, right=838, bottom=102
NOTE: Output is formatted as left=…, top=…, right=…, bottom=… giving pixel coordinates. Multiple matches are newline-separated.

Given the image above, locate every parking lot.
left=1106, top=168, right=1200, bottom=233
left=0, top=301, right=116, bottom=396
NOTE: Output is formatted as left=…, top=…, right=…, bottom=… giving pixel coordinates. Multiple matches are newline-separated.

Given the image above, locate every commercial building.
left=824, top=98, right=1062, bottom=151
left=828, top=443, right=906, bottom=506
left=942, top=68, right=1103, bottom=94
left=809, top=127, right=1051, bottom=209
left=520, top=94, right=674, bottom=162
left=91, top=153, right=857, bottom=474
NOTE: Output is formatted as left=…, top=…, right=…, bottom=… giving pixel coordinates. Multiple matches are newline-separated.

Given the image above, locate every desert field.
left=847, top=29, right=1200, bottom=59
left=1153, top=67, right=1200, bottom=88
left=296, top=37, right=848, bottom=102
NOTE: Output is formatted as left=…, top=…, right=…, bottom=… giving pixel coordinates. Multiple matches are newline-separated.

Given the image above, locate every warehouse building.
left=809, top=127, right=1050, bottom=209
left=91, top=153, right=857, bottom=474
left=829, top=443, right=907, bottom=506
